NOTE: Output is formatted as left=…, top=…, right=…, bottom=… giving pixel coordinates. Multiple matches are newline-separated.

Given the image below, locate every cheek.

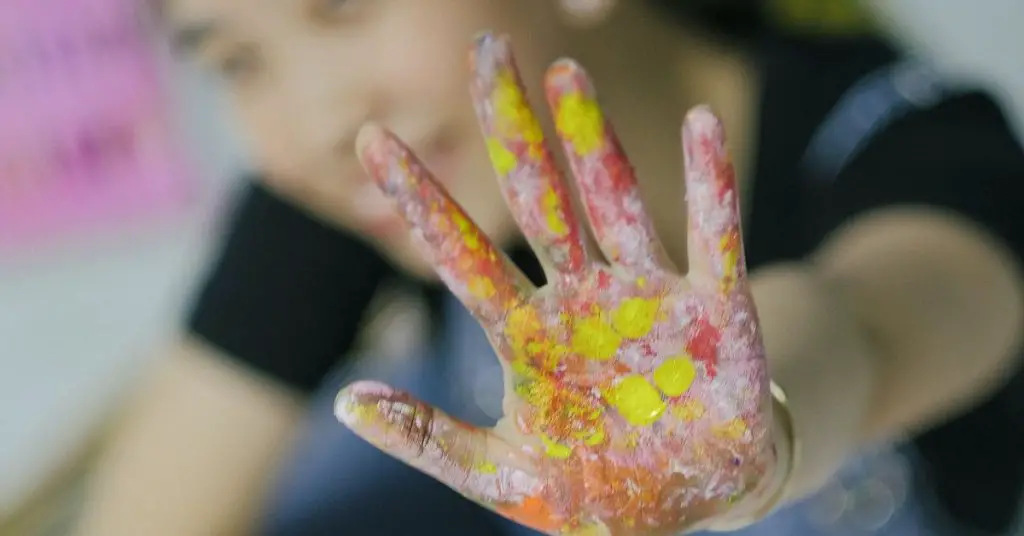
left=372, top=1, right=527, bottom=108
left=232, top=102, right=302, bottom=177
left=370, top=32, right=469, bottom=109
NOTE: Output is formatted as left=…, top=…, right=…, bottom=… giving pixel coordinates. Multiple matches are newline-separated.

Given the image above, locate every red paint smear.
left=686, top=316, right=721, bottom=379
left=577, top=143, right=642, bottom=252
left=699, top=136, right=736, bottom=205
left=599, top=144, right=636, bottom=196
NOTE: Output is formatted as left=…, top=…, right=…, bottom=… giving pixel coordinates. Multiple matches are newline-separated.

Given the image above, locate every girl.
left=76, top=1, right=1024, bottom=535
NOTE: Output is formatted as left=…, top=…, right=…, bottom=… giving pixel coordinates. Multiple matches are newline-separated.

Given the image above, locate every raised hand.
left=336, top=33, right=785, bottom=536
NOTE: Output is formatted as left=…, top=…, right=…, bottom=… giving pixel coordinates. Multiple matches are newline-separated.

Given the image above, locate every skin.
left=160, top=0, right=707, bottom=278
left=339, top=36, right=778, bottom=535
left=73, top=1, right=1024, bottom=535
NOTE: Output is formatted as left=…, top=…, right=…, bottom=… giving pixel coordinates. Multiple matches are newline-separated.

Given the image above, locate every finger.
left=356, top=123, right=532, bottom=321
left=682, top=106, right=746, bottom=292
left=545, top=59, right=674, bottom=273
left=335, top=381, right=559, bottom=532
left=470, top=33, right=591, bottom=279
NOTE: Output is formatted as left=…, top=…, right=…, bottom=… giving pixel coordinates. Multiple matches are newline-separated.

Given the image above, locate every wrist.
left=707, top=381, right=797, bottom=531
left=750, top=263, right=877, bottom=498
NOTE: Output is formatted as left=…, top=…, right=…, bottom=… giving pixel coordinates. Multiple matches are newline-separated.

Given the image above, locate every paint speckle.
left=542, top=434, right=573, bottom=459
left=542, top=188, right=570, bottom=236
left=469, top=276, right=497, bottom=300
left=715, top=418, right=749, bottom=440
left=672, top=398, right=706, bottom=422
left=476, top=460, right=499, bottom=474
left=487, top=138, right=517, bottom=175
left=580, top=425, right=606, bottom=446
left=498, top=495, right=563, bottom=533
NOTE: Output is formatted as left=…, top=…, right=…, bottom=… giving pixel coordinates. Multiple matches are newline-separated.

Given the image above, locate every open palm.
left=336, top=34, right=783, bottom=536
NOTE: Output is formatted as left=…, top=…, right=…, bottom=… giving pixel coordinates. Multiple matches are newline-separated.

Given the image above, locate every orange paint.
left=499, top=495, right=563, bottom=533
left=574, top=454, right=667, bottom=525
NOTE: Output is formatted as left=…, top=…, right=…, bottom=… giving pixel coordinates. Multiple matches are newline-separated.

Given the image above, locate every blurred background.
left=0, top=0, right=1022, bottom=534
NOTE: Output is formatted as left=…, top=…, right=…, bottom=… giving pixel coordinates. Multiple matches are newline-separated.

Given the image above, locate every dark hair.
left=647, top=0, right=768, bottom=42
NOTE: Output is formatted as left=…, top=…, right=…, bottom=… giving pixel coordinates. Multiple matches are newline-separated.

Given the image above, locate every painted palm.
left=336, top=33, right=781, bottom=536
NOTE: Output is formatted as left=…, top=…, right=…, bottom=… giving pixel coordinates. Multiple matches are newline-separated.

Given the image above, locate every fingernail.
left=471, top=32, right=510, bottom=75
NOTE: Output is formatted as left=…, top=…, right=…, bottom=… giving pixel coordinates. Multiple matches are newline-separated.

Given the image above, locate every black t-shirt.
left=188, top=35, right=1024, bottom=533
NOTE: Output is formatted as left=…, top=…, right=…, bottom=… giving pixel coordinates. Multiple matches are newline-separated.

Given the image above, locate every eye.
left=214, top=47, right=263, bottom=84
left=309, top=0, right=362, bottom=23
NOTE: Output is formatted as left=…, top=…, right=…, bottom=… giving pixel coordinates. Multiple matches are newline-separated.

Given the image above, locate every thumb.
left=334, top=381, right=547, bottom=517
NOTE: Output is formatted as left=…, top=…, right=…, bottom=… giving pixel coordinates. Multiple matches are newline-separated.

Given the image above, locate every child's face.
left=166, top=0, right=567, bottom=275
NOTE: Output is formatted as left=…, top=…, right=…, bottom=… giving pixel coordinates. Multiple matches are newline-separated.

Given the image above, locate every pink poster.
left=0, top=0, right=193, bottom=250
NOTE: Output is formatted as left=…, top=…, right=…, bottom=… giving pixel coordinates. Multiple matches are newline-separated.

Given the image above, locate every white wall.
left=0, top=64, right=247, bottom=516
left=870, top=0, right=1024, bottom=139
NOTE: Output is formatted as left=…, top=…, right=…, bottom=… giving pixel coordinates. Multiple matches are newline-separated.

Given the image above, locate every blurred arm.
left=74, top=337, right=303, bottom=536
left=754, top=208, right=1024, bottom=498
left=748, top=87, right=1024, bottom=501
left=71, top=181, right=393, bottom=534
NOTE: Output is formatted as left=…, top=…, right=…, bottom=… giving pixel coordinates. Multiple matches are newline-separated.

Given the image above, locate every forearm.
left=75, top=337, right=304, bottom=536
left=750, top=263, right=876, bottom=499
left=752, top=208, right=1024, bottom=502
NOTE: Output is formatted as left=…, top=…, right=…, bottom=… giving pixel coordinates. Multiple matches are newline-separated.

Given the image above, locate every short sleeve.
left=187, top=181, right=393, bottom=393
left=809, top=91, right=1024, bottom=264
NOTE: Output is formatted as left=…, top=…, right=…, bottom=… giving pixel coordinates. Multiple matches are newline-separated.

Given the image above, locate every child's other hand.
left=336, top=33, right=785, bottom=536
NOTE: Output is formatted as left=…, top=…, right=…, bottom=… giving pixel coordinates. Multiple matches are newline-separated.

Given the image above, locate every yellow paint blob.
left=487, top=138, right=517, bottom=175
left=541, top=434, right=573, bottom=459
left=476, top=460, right=498, bottom=474
left=542, top=188, right=569, bottom=236
left=452, top=212, right=480, bottom=250
left=572, top=423, right=607, bottom=447
left=468, top=276, right=497, bottom=300
left=505, top=305, right=541, bottom=345
left=607, top=375, right=667, bottom=426
left=715, top=418, right=749, bottom=440
left=672, top=399, right=706, bottom=422
left=525, top=339, right=567, bottom=370
left=653, top=357, right=697, bottom=397
left=720, top=234, right=738, bottom=280
left=571, top=313, right=622, bottom=361
left=583, top=426, right=606, bottom=446
left=566, top=523, right=609, bottom=536
left=555, top=92, right=604, bottom=156
left=494, top=73, right=545, bottom=144
left=611, top=297, right=661, bottom=339
left=347, top=402, right=374, bottom=424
